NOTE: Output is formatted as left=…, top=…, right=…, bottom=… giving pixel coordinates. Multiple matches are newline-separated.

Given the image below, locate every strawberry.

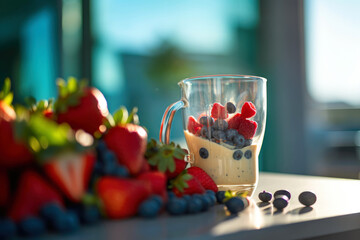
left=187, top=116, right=202, bottom=134
left=104, top=123, right=147, bottom=176
left=187, top=166, right=218, bottom=192
left=55, top=78, right=109, bottom=135
left=241, top=102, right=256, bottom=118
left=43, top=151, right=96, bottom=202
left=211, top=103, right=228, bottom=119
left=8, top=170, right=64, bottom=222
left=0, top=170, right=10, bottom=208
left=170, top=170, right=205, bottom=197
left=0, top=79, right=33, bottom=168
left=237, top=118, right=257, bottom=139
left=227, top=113, right=242, bottom=129
left=96, top=177, right=151, bottom=219
left=145, top=140, right=187, bottom=179
left=137, top=171, right=167, bottom=199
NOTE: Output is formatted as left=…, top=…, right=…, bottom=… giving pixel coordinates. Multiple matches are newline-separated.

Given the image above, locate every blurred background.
left=0, top=0, right=359, bottom=179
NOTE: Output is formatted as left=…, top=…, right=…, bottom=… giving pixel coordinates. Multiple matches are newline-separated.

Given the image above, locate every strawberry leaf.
left=54, top=78, right=88, bottom=113
left=113, top=106, right=128, bottom=125
left=0, top=78, right=13, bottom=105
left=168, top=170, right=192, bottom=192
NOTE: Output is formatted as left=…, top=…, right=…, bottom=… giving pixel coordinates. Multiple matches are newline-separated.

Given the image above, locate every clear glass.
left=160, top=75, right=267, bottom=196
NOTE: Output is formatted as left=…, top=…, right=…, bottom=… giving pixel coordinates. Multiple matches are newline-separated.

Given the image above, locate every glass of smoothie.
left=160, top=75, right=266, bottom=196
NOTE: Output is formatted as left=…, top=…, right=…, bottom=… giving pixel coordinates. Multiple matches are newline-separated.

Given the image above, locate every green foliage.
left=25, top=96, right=53, bottom=113
left=168, top=170, right=192, bottom=192
left=145, top=139, right=186, bottom=172
left=55, top=77, right=88, bottom=113
left=0, top=78, right=14, bottom=105
left=112, top=106, right=139, bottom=126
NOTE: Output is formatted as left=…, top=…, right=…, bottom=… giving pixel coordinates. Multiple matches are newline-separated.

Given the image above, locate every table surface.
left=30, top=172, right=360, bottom=240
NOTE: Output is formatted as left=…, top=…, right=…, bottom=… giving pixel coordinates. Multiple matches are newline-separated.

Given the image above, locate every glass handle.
left=159, top=100, right=185, bottom=144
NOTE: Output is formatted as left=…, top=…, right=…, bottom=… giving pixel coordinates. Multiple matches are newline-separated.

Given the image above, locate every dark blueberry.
left=149, top=195, right=164, bottom=208
left=96, top=140, right=107, bottom=154
left=207, top=194, right=217, bottom=206
left=225, top=197, right=246, bottom=214
left=233, top=150, right=243, bottom=160
left=186, top=197, right=203, bottom=214
left=298, top=191, right=317, bottom=206
left=200, top=126, right=211, bottom=139
left=51, top=211, right=80, bottom=233
left=19, top=216, right=46, bottom=236
left=244, top=139, right=253, bottom=147
left=199, top=147, right=209, bottom=159
left=0, top=219, right=17, bottom=238
left=214, top=119, right=228, bottom=131
left=113, top=165, right=129, bottom=177
left=213, top=130, right=226, bottom=141
left=244, top=150, right=252, bottom=159
left=233, top=134, right=245, bottom=148
left=258, top=191, right=272, bottom=202
left=167, top=191, right=176, bottom=199
left=273, top=195, right=289, bottom=210
left=199, top=116, right=214, bottom=126
left=40, top=202, right=64, bottom=221
left=199, top=195, right=212, bottom=211
left=216, top=191, right=226, bottom=203
left=166, top=198, right=187, bottom=215
left=206, top=190, right=215, bottom=196
left=102, top=151, right=118, bottom=175
left=274, top=190, right=291, bottom=200
left=138, top=198, right=162, bottom=218
left=225, top=129, right=238, bottom=141
left=226, top=102, right=236, bottom=113
left=182, top=195, right=191, bottom=202
left=80, top=205, right=100, bottom=224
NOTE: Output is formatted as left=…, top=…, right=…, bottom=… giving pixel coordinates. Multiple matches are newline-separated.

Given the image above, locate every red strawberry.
left=56, top=78, right=109, bottom=135
left=173, top=177, right=205, bottom=197
left=241, top=102, right=256, bottom=118
left=227, top=113, right=242, bottom=129
left=104, top=123, right=148, bottom=175
left=187, top=166, right=218, bottom=192
left=0, top=79, right=33, bottom=168
left=237, top=118, right=257, bottom=139
left=139, top=158, right=151, bottom=174
left=165, top=158, right=187, bottom=179
left=43, top=151, right=96, bottom=202
left=96, top=177, right=151, bottom=219
left=0, top=170, right=10, bottom=208
left=211, top=103, right=228, bottom=119
left=8, top=170, right=64, bottom=222
left=187, top=116, right=202, bottom=134
left=137, top=171, right=167, bottom=199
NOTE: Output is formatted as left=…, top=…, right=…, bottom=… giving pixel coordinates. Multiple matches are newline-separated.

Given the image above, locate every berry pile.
left=0, top=78, right=224, bottom=238
left=187, top=101, right=258, bottom=149
left=258, top=190, right=317, bottom=210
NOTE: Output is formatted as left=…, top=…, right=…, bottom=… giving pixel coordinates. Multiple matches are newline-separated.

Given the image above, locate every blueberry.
left=258, top=191, right=272, bottom=202
left=200, top=126, right=210, bottom=139
left=40, top=202, right=64, bottom=221
left=182, top=195, right=191, bottom=202
left=214, top=119, right=228, bottom=131
left=298, top=191, right=317, bottom=206
left=274, top=190, right=291, bottom=200
left=213, top=130, right=226, bottom=141
left=186, top=197, right=202, bottom=214
left=233, top=134, right=245, bottom=148
left=166, top=198, right=187, bottom=215
left=149, top=195, right=164, bottom=208
left=215, top=191, right=226, bottom=203
left=138, top=198, right=162, bottom=218
left=102, top=151, right=118, bottom=175
left=273, top=195, right=289, bottom=210
left=113, top=165, right=129, bottom=177
left=225, top=129, right=238, bottom=141
left=0, top=219, right=17, bottom=238
left=19, top=216, right=46, bottom=236
left=80, top=205, right=100, bottom=224
left=244, top=139, right=252, bottom=147
left=206, top=190, right=215, bottom=196
left=225, top=197, right=246, bottom=214
left=199, top=116, right=214, bottom=126
left=244, top=150, right=252, bottom=159
left=226, top=102, right=236, bottom=113
left=96, top=140, right=107, bottom=153
left=167, top=191, right=176, bottom=199
left=199, top=147, right=209, bottom=159
left=199, top=195, right=212, bottom=211
left=51, top=211, right=80, bottom=233
left=207, top=194, right=217, bottom=206
left=233, top=150, right=243, bottom=160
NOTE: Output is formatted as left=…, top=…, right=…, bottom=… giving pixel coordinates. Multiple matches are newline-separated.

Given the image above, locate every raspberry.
left=241, top=102, right=256, bottom=118
left=187, top=116, right=202, bottom=134
left=211, top=103, right=228, bottom=119
left=237, top=118, right=257, bottom=139
left=227, top=113, right=242, bottom=129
